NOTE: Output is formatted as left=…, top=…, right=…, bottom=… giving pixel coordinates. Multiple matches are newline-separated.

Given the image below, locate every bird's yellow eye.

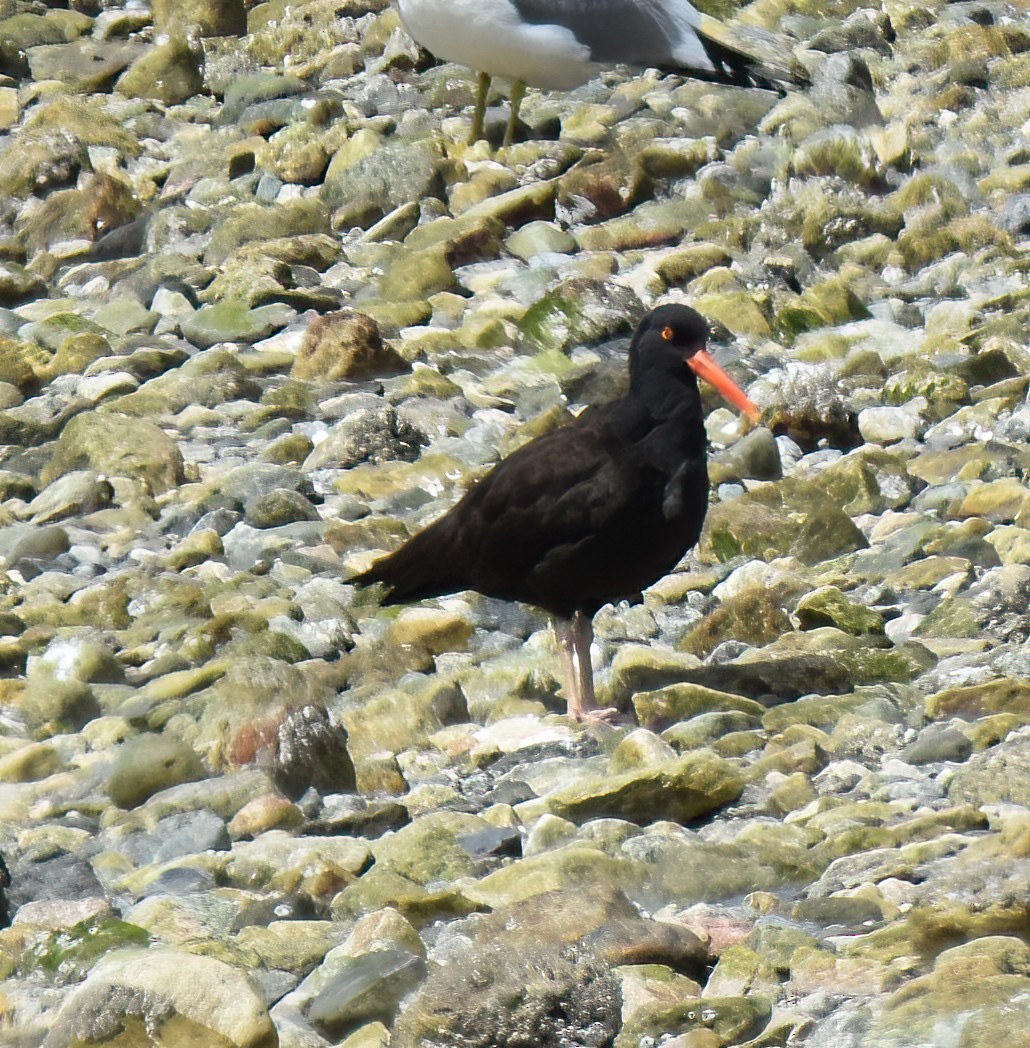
left=661, top=326, right=675, bottom=341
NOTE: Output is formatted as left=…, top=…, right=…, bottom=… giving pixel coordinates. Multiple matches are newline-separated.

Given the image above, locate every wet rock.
left=322, top=138, right=444, bottom=229
left=0, top=741, right=65, bottom=783
left=870, top=936, right=1030, bottom=1047
left=244, top=487, right=320, bottom=528
left=633, top=684, right=765, bottom=732
left=395, top=889, right=638, bottom=1047
left=24, top=470, right=113, bottom=524
left=273, top=704, right=356, bottom=801
left=179, top=300, right=295, bottom=349
left=926, top=679, right=1030, bottom=722
left=26, top=40, right=144, bottom=92
left=303, top=403, right=426, bottom=470
left=518, top=278, right=644, bottom=354
left=948, top=732, right=1030, bottom=808
left=902, top=724, right=973, bottom=765
left=794, top=587, right=884, bottom=636
left=699, top=479, right=868, bottom=566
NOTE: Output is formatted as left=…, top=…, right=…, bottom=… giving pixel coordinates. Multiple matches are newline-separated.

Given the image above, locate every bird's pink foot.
left=568, top=705, right=621, bottom=725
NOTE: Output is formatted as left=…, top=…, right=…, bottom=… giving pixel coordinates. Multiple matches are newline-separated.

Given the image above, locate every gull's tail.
left=688, top=13, right=810, bottom=91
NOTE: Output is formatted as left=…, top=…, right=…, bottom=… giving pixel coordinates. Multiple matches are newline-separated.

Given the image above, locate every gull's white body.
left=397, top=0, right=716, bottom=89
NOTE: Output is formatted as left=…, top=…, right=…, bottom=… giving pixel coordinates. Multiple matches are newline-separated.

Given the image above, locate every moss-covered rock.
left=633, top=683, right=765, bottom=731
left=106, top=734, right=207, bottom=809
left=794, top=586, right=884, bottom=635
left=926, top=679, right=1030, bottom=722
left=43, top=413, right=185, bottom=496
left=115, top=37, right=204, bottom=105
left=152, top=0, right=246, bottom=36
left=548, top=750, right=743, bottom=825
left=699, top=479, right=868, bottom=565
left=518, top=278, right=644, bottom=354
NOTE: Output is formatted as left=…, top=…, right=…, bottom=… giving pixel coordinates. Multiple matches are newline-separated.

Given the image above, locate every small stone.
left=858, top=404, right=922, bottom=443
left=228, top=794, right=305, bottom=840
left=0, top=741, right=64, bottom=783
left=902, top=724, right=973, bottom=765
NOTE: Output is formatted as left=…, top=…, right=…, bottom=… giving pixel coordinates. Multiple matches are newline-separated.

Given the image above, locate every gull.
left=397, top=0, right=804, bottom=145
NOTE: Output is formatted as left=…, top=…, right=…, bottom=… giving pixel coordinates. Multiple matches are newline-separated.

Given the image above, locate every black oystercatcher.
left=352, top=304, right=758, bottom=722
left=397, top=0, right=807, bottom=144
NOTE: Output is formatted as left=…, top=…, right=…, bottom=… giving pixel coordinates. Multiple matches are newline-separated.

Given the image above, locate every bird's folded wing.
left=461, top=419, right=655, bottom=568
left=510, top=0, right=708, bottom=68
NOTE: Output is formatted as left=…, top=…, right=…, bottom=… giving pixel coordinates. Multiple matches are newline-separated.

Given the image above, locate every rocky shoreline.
left=0, top=0, right=1029, bottom=1045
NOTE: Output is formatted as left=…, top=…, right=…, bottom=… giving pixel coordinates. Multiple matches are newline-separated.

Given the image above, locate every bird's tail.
left=348, top=520, right=456, bottom=605
left=692, top=14, right=809, bottom=92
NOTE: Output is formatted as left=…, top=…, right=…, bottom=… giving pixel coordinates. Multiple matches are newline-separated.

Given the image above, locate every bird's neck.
left=631, top=361, right=704, bottom=423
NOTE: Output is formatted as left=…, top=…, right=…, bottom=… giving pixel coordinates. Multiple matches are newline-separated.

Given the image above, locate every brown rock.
left=291, top=310, right=408, bottom=382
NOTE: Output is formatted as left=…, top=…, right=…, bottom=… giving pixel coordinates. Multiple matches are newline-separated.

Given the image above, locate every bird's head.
left=632, top=304, right=759, bottom=423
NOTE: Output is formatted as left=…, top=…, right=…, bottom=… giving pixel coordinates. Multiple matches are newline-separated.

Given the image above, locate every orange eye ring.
left=660, top=326, right=675, bottom=341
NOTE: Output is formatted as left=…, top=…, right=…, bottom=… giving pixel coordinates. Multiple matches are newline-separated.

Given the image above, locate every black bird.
left=352, top=304, right=758, bottom=721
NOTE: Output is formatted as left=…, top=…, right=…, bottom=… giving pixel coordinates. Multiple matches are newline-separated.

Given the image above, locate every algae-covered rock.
left=322, top=138, right=444, bottom=228
left=518, top=278, right=644, bottom=354
left=17, top=676, right=100, bottom=736
left=0, top=741, right=65, bottom=783
left=794, top=586, right=884, bottom=635
left=678, top=583, right=796, bottom=658
left=633, top=683, right=765, bottom=731
left=43, top=413, right=185, bottom=496
left=870, top=936, right=1030, bottom=1047
left=179, top=300, right=294, bottom=349
left=115, top=37, right=204, bottom=105
left=395, top=915, right=620, bottom=1047
left=549, top=751, right=743, bottom=825
left=926, top=679, right=1030, bottom=721
left=205, top=199, right=330, bottom=266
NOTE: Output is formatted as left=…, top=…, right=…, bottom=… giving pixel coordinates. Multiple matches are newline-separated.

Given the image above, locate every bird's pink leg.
left=554, top=612, right=618, bottom=724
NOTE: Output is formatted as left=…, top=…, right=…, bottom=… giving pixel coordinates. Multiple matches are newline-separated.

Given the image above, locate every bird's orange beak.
left=687, top=349, right=760, bottom=423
